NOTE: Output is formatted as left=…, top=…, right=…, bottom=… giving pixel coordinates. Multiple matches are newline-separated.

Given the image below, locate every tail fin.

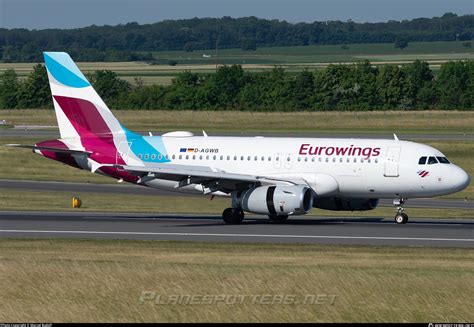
left=43, top=52, right=124, bottom=139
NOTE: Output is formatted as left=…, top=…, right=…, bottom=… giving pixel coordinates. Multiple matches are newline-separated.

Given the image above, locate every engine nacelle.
left=313, top=197, right=379, bottom=211
left=234, top=185, right=313, bottom=216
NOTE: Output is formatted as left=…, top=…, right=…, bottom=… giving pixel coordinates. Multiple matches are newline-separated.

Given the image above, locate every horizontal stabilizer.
left=5, top=144, right=92, bottom=156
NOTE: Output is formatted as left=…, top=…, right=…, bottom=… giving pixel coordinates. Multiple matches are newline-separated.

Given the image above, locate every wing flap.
left=118, top=163, right=260, bottom=183
left=116, top=163, right=262, bottom=193
left=114, top=163, right=302, bottom=194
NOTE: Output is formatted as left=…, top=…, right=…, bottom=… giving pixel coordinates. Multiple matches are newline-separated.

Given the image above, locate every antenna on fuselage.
left=393, top=133, right=399, bottom=141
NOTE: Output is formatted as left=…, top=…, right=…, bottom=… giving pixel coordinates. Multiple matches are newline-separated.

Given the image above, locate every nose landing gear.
left=393, top=198, right=408, bottom=224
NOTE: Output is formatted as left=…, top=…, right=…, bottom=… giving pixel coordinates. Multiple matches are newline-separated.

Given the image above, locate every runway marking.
left=80, top=217, right=471, bottom=225
left=0, top=229, right=472, bottom=242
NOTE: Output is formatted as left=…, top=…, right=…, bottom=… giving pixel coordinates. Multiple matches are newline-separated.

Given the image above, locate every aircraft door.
left=384, top=146, right=401, bottom=177
left=116, top=141, right=132, bottom=165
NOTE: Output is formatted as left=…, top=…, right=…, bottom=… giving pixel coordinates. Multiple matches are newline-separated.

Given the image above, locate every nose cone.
left=450, top=166, right=470, bottom=193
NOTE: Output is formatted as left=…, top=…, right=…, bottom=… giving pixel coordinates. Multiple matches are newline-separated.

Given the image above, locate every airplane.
left=8, top=52, right=470, bottom=224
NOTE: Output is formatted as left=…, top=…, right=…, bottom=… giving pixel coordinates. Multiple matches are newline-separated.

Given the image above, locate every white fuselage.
left=136, top=135, right=470, bottom=199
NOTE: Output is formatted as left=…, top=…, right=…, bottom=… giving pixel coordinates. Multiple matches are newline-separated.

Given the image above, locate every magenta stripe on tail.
left=54, top=95, right=113, bottom=137
left=53, top=95, right=124, bottom=164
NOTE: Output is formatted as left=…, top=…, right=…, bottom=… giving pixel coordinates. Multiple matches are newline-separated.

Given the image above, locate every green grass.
left=1, top=41, right=471, bottom=85
left=1, top=239, right=473, bottom=322
left=0, top=189, right=472, bottom=219
left=1, top=109, right=474, bottom=134
left=150, top=41, right=473, bottom=65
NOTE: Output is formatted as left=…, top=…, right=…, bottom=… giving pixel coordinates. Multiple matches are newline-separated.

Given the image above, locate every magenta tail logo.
left=417, top=170, right=429, bottom=178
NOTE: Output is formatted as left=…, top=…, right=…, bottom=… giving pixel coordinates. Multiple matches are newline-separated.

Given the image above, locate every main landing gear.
left=393, top=198, right=408, bottom=224
left=222, top=207, right=244, bottom=224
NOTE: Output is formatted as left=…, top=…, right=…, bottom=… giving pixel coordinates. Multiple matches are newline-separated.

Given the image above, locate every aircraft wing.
left=5, top=144, right=92, bottom=156
left=114, top=163, right=299, bottom=194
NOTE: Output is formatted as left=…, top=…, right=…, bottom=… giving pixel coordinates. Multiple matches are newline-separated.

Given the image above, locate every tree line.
left=0, top=60, right=472, bottom=111
left=0, top=13, right=472, bottom=62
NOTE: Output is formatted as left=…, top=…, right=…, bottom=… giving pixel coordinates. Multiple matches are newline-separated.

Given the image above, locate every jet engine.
left=234, top=185, right=313, bottom=216
left=313, top=197, right=379, bottom=211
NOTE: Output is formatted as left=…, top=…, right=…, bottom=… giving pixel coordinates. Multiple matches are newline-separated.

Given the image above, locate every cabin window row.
left=136, top=153, right=379, bottom=163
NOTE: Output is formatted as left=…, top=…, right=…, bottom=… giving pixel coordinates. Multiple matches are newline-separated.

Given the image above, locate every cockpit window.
left=436, top=156, right=450, bottom=164
left=418, top=156, right=427, bottom=165
left=427, top=156, right=438, bottom=165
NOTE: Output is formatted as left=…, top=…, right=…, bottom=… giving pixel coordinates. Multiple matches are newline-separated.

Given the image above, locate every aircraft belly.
left=337, top=175, right=364, bottom=194
left=143, top=179, right=203, bottom=195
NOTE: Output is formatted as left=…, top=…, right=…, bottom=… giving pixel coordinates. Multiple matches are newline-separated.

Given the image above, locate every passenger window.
left=428, top=156, right=438, bottom=165
left=311, top=157, right=315, bottom=162
left=418, top=156, right=427, bottom=165
left=145, top=154, right=149, bottom=160
left=437, top=156, right=450, bottom=164
left=138, top=154, right=142, bottom=159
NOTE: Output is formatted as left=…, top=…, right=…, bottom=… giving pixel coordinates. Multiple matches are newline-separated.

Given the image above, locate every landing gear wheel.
left=268, top=214, right=289, bottom=222
left=393, top=198, right=408, bottom=225
left=394, top=212, right=408, bottom=224
left=222, top=208, right=244, bottom=224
